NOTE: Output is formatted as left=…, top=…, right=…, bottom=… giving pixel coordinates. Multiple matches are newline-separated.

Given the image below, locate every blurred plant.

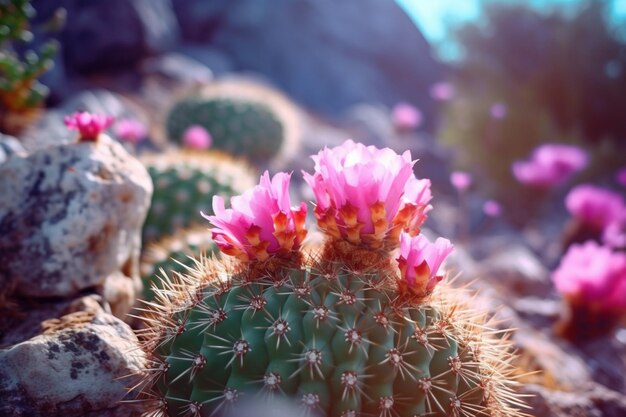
left=616, top=167, right=626, bottom=187
left=0, top=0, right=62, bottom=133
left=391, top=102, right=422, bottom=132
left=450, top=171, right=471, bottom=242
left=113, top=118, right=147, bottom=144
left=512, top=144, right=588, bottom=189
left=482, top=200, right=502, bottom=218
left=439, top=0, right=626, bottom=214
left=182, top=124, right=211, bottom=150
left=552, top=241, right=626, bottom=341
left=430, top=81, right=455, bottom=101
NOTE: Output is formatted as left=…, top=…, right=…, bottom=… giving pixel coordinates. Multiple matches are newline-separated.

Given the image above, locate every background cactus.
left=140, top=150, right=255, bottom=242
left=164, top=79, right=301, bottom=165
left=140, top=226, right=217, bottom=302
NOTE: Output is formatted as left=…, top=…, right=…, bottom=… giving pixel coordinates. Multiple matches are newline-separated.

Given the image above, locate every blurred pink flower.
left=183, top=125, right=212, bottom=150
left=114, top=118, right=147, bottom=144
left=565, top=184, right=625, bottom=230
left=603, top=219, right=626, bottom=249
left=512, top=144, right=587, bottom=187
left=483, top=200, right=502, bottom=217
left=552, top=241, right=626, bottom=311
left=489, top=102, right=507, bottom=119
left=303, top=140, right=432, bottom=250
left=616, top=167, right=626, bottom=187
left=203, top=171, right=307, bottom=262
left=430, top=82, right=455, bottom=101
left=397, top=232, right=454, bottom=297
left=392, top=102, right=422, bottom=131
left=64, top=111, right=114, bottom=141
left=450, top=171, right=472, bottom=191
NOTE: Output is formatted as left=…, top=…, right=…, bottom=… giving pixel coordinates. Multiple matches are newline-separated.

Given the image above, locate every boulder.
left=0, top=135, right=152, bottom=301
left=173, top=0, right=445, bottom=126
left=0, top=310, right=145, bottom=417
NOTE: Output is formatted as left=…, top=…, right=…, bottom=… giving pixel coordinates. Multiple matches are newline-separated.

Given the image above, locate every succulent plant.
left=164, top=79, right=301, bottom=165
left=141, top=150, right=256, bottom=243
left=0, top=0, right=60, bottom=133
left=135, top=141, right=525, bottom=417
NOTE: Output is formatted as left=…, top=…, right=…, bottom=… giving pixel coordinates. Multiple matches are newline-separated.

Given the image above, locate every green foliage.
left=141, top=151, right=256, bottom=243
left=0, top=0, right=60, bottom=113
left=166, top=97, right=284, bottom=162
left=140, top=260, right=518, bottom=417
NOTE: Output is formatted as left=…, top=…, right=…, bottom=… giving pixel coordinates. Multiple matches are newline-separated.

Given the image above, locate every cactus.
left=136, top=141, right=525, bottom=417
left=141, top=150, right=256, bottom=242
left=165, top=79, right=301, bottom=164
left=140, top=226, right=217, bottom=302
left=0, top=0, right=60, bottom=133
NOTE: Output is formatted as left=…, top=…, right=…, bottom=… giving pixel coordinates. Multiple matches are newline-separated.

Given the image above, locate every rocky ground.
left=1, top=1, right=625, bottom=416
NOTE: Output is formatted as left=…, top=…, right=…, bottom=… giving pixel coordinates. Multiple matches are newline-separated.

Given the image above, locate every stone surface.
left=141, top=52, right=213, bottom=84
left=523, top=383, right=626, bottom=417
left=173, top=0, right=445, bottom=126
left=176, top=43, right=235, bottom=75
left=0, top=134, right=26, bottom=164
left=0, top=135, right=152, bottom=299
left=103, top=271, right=142, bottom=320
left=0, top=310, right=145, bottom=417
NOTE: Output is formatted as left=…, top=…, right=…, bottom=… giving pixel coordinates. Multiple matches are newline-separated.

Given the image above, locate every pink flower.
left=490, top=102, right=507, bottom=119
left=114, top=118, right=147, bottom=144
left=450, top=171, right=472, bottom=191
left=483, top=200, right=502, bottom=217
left=430, top=82, right=455, bottom=101
left=512, top=144, right=588, bottom=187
left=565, top=184, right=625, bottom=230
left=397, top=232, right=454, bottom=298
left=552, top=241, right=626, bottom=311
left=183, top=125, right=212, bottom=150
left=392, top=102, right=422, bottom=131
left=64, top=111, right=114, bottom=141
left=603, top=219, right=626, bottom=249
left=302, top=140, right=432, bottom=250
left=616, top=167, right=626, bottom=187
left=203, top=171, right=307, bottom=262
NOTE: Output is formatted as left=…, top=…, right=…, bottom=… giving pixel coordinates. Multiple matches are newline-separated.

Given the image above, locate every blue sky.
left=396, top=0, right=626, bottom=60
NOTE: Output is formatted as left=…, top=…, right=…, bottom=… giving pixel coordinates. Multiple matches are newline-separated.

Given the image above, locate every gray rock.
left=141, top=52, right=213, bottom=84
left=523, top=383, right=626, bottom=417
left=174, top=0, right=445, bottom=126
left=0, top=134, right=26, bottom=164
left=176, top=43, right=235, bottom=75
left=0, top=135, right=152, bottom=300
left=0, top=310, right=145, bottom=417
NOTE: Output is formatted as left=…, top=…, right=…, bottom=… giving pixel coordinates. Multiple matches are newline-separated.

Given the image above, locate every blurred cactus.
left=140, top=150, right=256, bottom=243
left=0, top=0, right=61, bottom=133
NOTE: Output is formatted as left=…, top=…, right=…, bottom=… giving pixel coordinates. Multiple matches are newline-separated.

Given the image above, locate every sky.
left=396, top=0, right=626, bottom=61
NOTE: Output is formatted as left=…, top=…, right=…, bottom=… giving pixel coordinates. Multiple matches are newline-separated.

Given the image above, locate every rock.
left=102, top=271, right=142, bottom=320
left=36, top=0, right=180, bottom=73
left=176, top=43, right=235, bottom=75
left=173, top=0, right=445, bottom=126
left=141, top=52, right=213, bottom=84
left=0, top=135, right=152, bottom=300
left=0, top=310, right=145, bottom=417
left=0, top=134, right=26, bottom=164
left=523, top=383, right=626, bottom=417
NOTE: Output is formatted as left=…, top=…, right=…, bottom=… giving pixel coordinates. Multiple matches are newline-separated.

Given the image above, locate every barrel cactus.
left=165, top=79, right=300, bottom=165
left=140, top=150, right=255, bottom=242
left=136, top=141, right=524, bottom=417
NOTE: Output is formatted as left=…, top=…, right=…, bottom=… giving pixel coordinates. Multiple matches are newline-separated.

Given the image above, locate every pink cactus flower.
left=483, top=200, right=502, bottom=217
left=430, top=82, right=455, bottom=101
left=183, top=125, right=212, bottom=150
left=489, top=102, right=507, bottom=119
left=302, top=140, right=432, bottom=250
left=114, top=118, right=147, bottom=144
left=397, top=232, right=454, bottom=298
left=616, top=167, right=626, bottom=187
left=512, top=144, right=588, bottom=187
left=565, top=184, right=625, bottom=230
left=552, top=241, right=626, bottom=311
left=450, top=171, right=472, bottom=191
left=603, top=218, right=626, bottom=249
left=64, top=111, right=114, bottom=141
left=392, top=102, right=422, bottom=131
left=203, top=171, right=307, bottom=262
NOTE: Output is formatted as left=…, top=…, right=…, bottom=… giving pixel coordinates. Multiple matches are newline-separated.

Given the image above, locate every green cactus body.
left=141, top=258, right=518, bottom=417
left=166, top=98, right=284, bottom=162
left=140, top=227, right=218, bottom=302
left=140, top=151, right=255, bottom=242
